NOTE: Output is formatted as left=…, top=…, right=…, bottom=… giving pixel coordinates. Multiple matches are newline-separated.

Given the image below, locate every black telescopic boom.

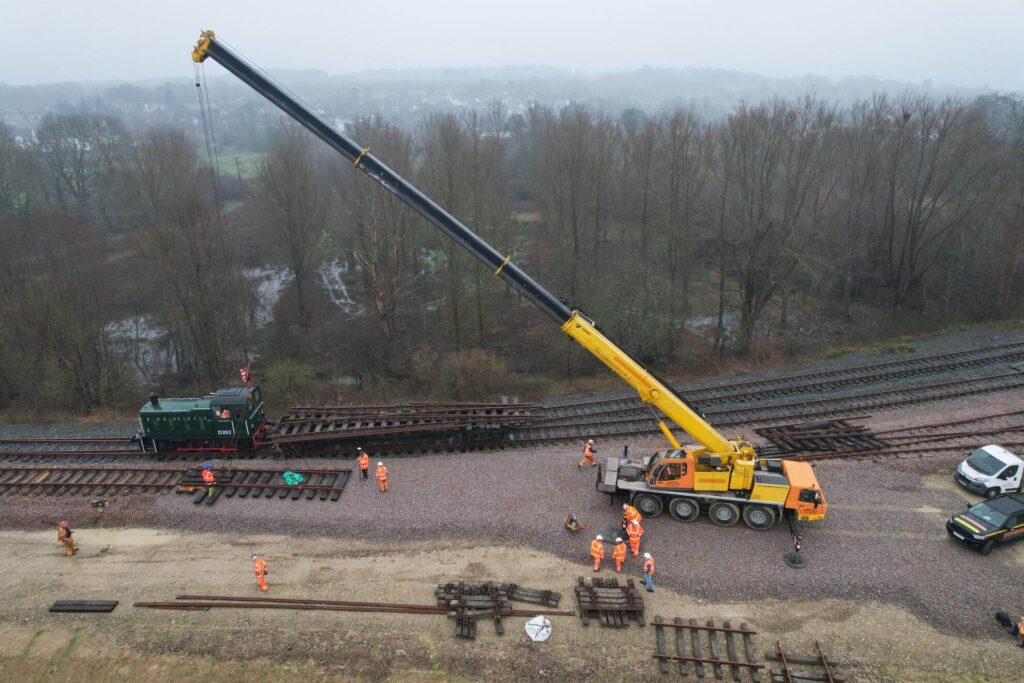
left=198, top=36, right=573, bottom=324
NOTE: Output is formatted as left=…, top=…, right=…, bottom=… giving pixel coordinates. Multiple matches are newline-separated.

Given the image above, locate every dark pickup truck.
left=946, top=493, right=1024, bottom=555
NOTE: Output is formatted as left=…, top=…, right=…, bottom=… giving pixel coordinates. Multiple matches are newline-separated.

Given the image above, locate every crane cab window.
left=658, top=463, right=686, bottom=481
left=799, top=488, right=822, bottom=505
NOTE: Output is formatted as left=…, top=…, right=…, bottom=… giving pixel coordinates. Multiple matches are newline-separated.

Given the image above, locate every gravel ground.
left=2, top=325, right=1022, bottom=650
left=3, top=394, right=1021, bottom=643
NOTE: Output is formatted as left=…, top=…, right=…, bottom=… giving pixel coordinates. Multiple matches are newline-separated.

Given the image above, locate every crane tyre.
left=741, top=504, right=776, bottom=530
left=708, top=502, right=740, bottom=527
left=634, top=493, right=664, bottom=518
left=668, top=498, right=700, bottom=522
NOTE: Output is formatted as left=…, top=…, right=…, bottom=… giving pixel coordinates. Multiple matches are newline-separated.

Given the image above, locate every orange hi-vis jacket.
left=612, top=543, right=627, bottom=562
left=627, top=521, right=643, bottom=540
left=624, top=505, right=642, bottom=525
left=376, top=465, right=388, bottom=481
left=202, top=469, right=215, bottom=484
left=583, top=443, right=595, bottom=459
left=590, top=539, right=605, bottom=559
left=357, top=453, right=369, bottom=471
left=643, top=556, right=656, bottom=575
left=253, top=558, right=267, bottom=577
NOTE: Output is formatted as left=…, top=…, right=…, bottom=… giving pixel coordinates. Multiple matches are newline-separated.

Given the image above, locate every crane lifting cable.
left=192, top=61, right=223, bottom=208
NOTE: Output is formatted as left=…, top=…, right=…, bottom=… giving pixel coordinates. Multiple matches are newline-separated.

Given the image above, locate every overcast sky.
left=2, top=0, right=1020, bottom=90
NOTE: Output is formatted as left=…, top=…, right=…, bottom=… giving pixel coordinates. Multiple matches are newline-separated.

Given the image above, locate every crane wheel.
left=741, top=504, right=776, bottom=530
left=708, top=502, right=740, bottom=527
left=668, top=498, right=700, bottom=522
left=634, top=493, right=664, bottom=518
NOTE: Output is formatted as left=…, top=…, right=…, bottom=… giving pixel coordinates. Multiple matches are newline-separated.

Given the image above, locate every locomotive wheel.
left=741, top=504, right=777, bottom=531
left=634, top=493, right=664, bottom=518
left=708, top=502, right=740, bottom=527
left=668, top=498, right=700, bottom=522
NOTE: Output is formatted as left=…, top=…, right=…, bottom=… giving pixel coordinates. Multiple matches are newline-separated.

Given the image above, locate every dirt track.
left=0, top=529, right=1020, bottom=682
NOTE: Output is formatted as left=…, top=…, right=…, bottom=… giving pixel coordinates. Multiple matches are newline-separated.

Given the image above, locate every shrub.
left=262, top=360, right=316, bottom=405
left=431, top=349, right=512, bottom=401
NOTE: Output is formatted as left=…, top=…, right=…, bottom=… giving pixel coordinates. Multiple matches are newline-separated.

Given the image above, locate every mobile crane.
left=191, top=31, right=827, bottom=531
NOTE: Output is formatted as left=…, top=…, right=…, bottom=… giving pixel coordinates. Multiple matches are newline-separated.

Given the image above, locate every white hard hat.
left=377, top=461, right=383, bottom=466
left=615, top=537, right=623, bottom=543
left=588, top=439, right=594, bottom=444
left=596, top=534, right=603, bottom=541
left=251, top=554, right=257, bottom=560
left=644, top=552, right=652, bottom=559
left=623, top=503, right=628, bottom=510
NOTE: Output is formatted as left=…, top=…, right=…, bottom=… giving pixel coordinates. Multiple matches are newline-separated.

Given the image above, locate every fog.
left=2, top=0, right=1020, bottom=90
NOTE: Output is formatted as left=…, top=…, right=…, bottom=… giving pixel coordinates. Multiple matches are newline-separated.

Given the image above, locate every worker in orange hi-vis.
left=626, top=519, right=643, bottom=557
left=56, top=520, right=77, bottom=556
left=622, top=502, right=642, bottom=531
left=356, top=448, right=370, bottom=481
left=376, top=461, right=389, bottom=493
left=642, top=552, right=656, bottom=592
left=251, top=554, right=268, bottom=592
left=578, top=439, right=597, bottom=469
left=201, top=463, right=216, bottom=498
left=612, top=537, right=627, bottom=573
left=590, top=534, right=605, bottom=572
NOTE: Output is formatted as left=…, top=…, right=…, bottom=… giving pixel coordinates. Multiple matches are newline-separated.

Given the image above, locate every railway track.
left=2, top=339, right=1021, bottom=459
left=512, top=371, right=1024, bottom=444
left=0, top=464, right=351, bottom=502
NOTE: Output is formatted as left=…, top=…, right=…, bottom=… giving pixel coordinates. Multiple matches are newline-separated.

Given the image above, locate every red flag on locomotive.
left=240, top=367, right=251, bottom=387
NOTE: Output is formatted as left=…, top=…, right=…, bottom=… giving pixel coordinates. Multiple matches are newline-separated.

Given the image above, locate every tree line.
left=0, top=92, right=1022, bottom=413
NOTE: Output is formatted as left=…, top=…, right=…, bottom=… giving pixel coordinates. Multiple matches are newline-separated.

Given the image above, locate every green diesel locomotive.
left=138, top=386, right=270, bottom=452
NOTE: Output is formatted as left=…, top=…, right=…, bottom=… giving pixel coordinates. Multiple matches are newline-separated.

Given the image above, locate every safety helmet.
left=615, top=537, right=623, bottom=543
left=623, top=503, right=628, bottom=510
left=59, top=520, right=68, bottom=527
left=357, top=447, right=364, bottom=451
left=588, top=439, right=594, bottom=444
left=377, top=461, right=383, bottom=467
left=596, top=534, right=603, bottom=541
left=644, top=552, right=652, bottom=559
left=251, top=554, right=258, bottom=561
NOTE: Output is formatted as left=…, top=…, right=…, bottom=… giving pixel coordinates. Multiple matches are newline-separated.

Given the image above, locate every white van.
left=954, top=445, right=1023, bottom=498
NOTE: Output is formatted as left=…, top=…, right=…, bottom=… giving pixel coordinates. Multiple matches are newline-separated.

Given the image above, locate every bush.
left=880, top=343, right=916, bottom=354
left=262, top=360, right=316, bottom=406
left=423, top=349, right=513, bottom=401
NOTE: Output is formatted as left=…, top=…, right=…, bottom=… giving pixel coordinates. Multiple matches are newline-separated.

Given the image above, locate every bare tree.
left=853, top=96, right=1003, bottom=308
left=254, top=123, right=329, bottom=327
left=126, top=128, right=252, bottom=386
left=419, top=113, right=472, bottom=349
left=35, top=112, right=126, bottom=223
left=335, top=115, right=422, bottom=369
left=718, top=97, right=843, bottom=353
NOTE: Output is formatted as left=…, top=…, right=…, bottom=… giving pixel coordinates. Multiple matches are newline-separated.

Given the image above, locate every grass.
left=20, top=628, right=44, bottom=659
left=216, top=148, right=265, bottom=180
left=881, top=342, right=916, bottom=354
left=823, top=346, right=857, bottom=360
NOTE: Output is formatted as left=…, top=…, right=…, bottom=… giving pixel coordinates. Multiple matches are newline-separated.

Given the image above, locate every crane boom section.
left=192, top=31, right=571, bottom=326
left=562, top=313, right=733, bottom=454
left=191, top=31, right=742, bottom=459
